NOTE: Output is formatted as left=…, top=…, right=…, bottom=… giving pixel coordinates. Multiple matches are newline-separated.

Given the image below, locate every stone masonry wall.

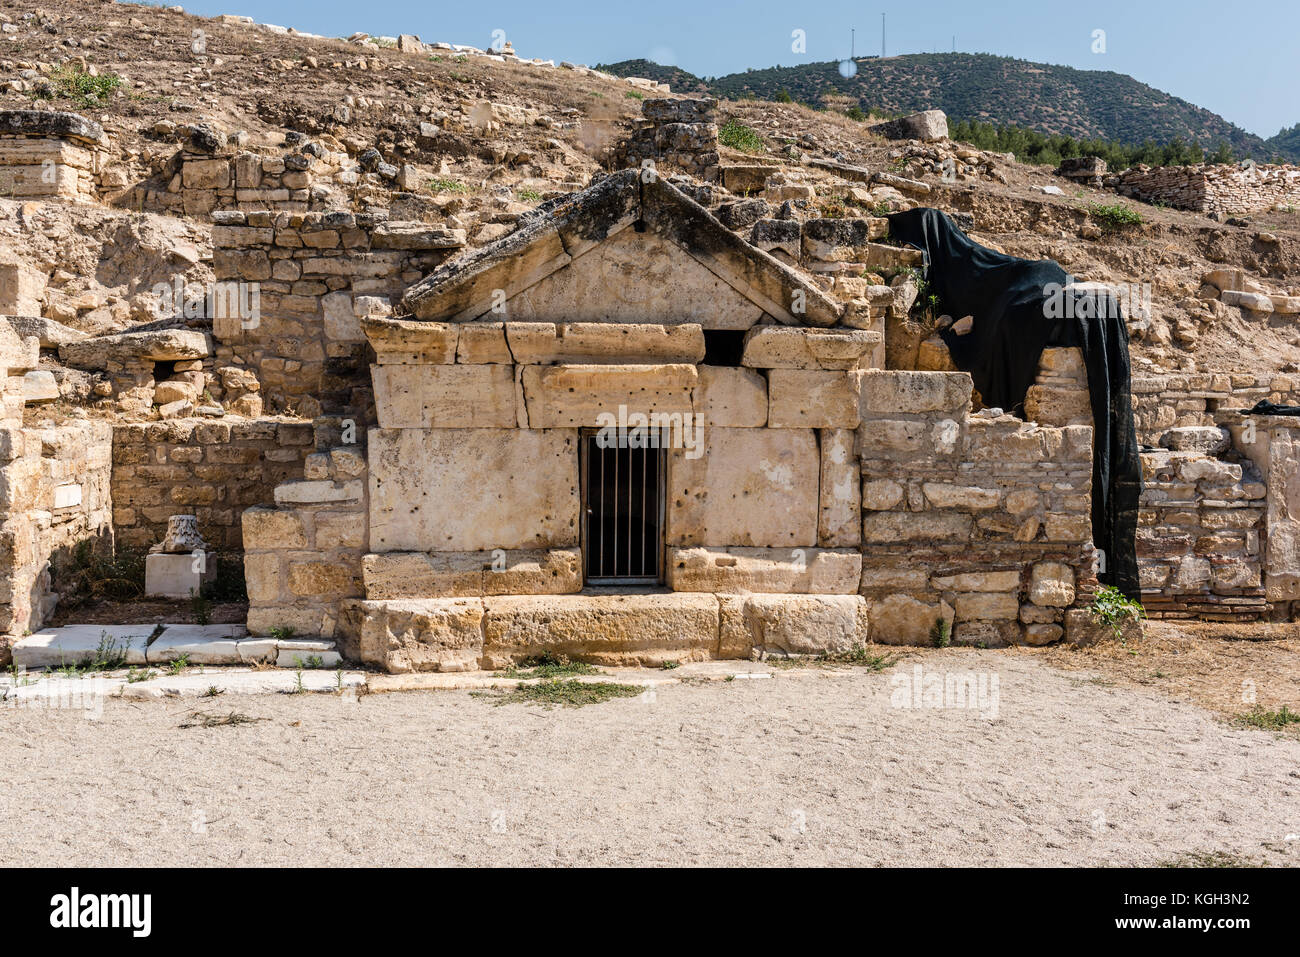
left=1131, top=370, right=1300, bottom=447
left=0, top=110, right=106, bottom=202
left=1137, top=435, right=1267, bottom=619
left=241, top=430, right=367, bottom=638
left=111, top=418, right=314, bottom=551
left=211, top=210, right=466, bottom=416
left=0, top=419, right=114, bottom=652
left=1113, top=163, right=1300, bottom=215
left=857, top=370, right=1095, bottom=648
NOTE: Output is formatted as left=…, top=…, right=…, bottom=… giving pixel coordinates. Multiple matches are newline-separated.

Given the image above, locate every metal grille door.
left=582, top=434, right=664, bottom=584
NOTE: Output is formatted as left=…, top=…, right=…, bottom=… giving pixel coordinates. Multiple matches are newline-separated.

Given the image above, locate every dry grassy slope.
left=1, top=0, right=1298, bottom=375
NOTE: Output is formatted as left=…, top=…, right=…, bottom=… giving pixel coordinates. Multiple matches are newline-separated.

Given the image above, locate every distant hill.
left=598, top=53, right=1296, bottom=162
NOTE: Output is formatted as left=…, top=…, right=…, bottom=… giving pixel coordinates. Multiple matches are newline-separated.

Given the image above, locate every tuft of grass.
left=179, top=710, right=266, bottom=729
left=719, top=119, right=765, bottom=154
left=126, top=667, right=157, bottom=684
left=1237, top=705, right=1300, bottom=732
left=931, top=617, right=952, bottom=648
left=1085, top=201, right=1144, bottom=233
left=625, top=90, right=644, bottom=100
left=516, top=187, right=543, bottom=203
left=481, top=678, right=642, bottom=709
left=498, top=653, right=597, bottom=680
left=293, top=654, right=326, bottom=670
left=201, top=685, right=225, bottom=698
left=426, top=176, right=474, bottom=195
left=822, top=645, right=899, bottom=670
left=58, top=631, right=133, bottom=675
left=267, top=625, right=296, bottom=642
left=167, top=653, right=190, bottom=676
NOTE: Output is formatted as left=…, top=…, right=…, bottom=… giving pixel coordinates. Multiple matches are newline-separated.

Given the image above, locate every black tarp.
left=886, top=207, right=1142, bottom=599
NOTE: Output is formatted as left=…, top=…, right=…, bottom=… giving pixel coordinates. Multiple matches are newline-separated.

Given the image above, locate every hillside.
left=600, top=53, right=1292, bottom=161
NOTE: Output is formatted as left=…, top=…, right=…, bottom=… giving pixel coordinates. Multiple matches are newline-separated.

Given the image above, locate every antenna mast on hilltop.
left=851, top=28, right=855, bottom=59
left=881, top=13, right=886, bottom=57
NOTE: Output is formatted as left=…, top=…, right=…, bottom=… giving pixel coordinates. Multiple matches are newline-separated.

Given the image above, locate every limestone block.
left=372, top=363, right=515, bottom=429
left=12, top=625, right=152, bottom=669
left=868, top=594, right=954, bottom=646
left=361, top=317, right=459, bottom=364
left=369, top=428, right=580, bottom=551
left=276, top=639, right=343, bottom=669
left=696, top=366, right=766, bottom=427
left=520, top=363, right=696, bottom=428
left=953, top=592, right=1021, bottom=620
left=287, top=560, right=360, bottom=598
left=455, top=322, right=512, bottom=364
left=862, top=511, right=972, bottom=544
left=336, top=597, right=485, bottom=672
left=20, top=370, right=58, bottom=403
left=0, top=260, right=46, bottom=315
left=274, top=480, right=363, bottom=505
left=666, top=427, right=818, bottom=547
left=1029, top=562, right=1076, bottom=607
left=242, top=508, right=307, bottom=548
left=741, top=326, right=879, bottom=370
left=247, top=605, right=332, bottom=639
left=665, top=546, right=861, bottom=593
left=743, top=594, right=867, bottom=656
left=322, top=291, right=365, bottom=343
left=1265, top=427, right=1300, bottom=600
left=818, top=428, right=860, bottom=545
left=146, top=624, right=248, bottom=665
left=243, top=552, right=281, bottom=603
left=862, top=478, right=905, bottom=511
left=922, top=482, right=1001, bottom=510
left=860, top=370, right=972, bottom=414
left=1043, top=513, right=1092, bottom=543
left=932, top=570, right=1021, bottom=592
left=767, top=369, right=861, bottom=428
left=505, top=322, right=705, bottom=364
left=145, top=552, right=216, bottom=598
left=362, top=549, right=582, bottom=598
left=481, top=593, right=720, bottom=667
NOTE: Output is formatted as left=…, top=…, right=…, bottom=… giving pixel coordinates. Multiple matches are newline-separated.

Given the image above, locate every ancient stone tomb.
left=241, top=171, right=1096, bottom=671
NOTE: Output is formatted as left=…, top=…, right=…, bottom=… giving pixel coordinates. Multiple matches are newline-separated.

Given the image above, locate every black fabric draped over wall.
left=886, top=207, right=1142, bottom=600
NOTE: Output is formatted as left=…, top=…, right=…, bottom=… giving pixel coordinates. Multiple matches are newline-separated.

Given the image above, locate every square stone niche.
left=145, top=551, right=217, bottom=599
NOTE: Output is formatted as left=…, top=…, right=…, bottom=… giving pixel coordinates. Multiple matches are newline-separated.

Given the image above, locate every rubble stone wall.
left=210, top=210, right=466, bottom=416
left=1132, top=371, right=1300, bottom=446
left=0, top=133, right=101, bottom=200
left=111, top=418, right=314, bottom=551
left=0, top=419, right=114, bottom=647
left=240, top=432, right=367, bottom=638
left=857, top=370, right=1095, bottom=648
left=1114, top=163, right=1300, bottom=215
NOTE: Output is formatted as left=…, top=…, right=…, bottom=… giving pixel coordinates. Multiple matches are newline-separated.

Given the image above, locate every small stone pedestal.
left=145, top=515, right=216, bottom=599
left=145, top=552, right=216, bottom=598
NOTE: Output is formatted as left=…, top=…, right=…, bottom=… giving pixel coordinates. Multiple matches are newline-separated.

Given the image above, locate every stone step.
left=12, top=624, right=339, bottom=669
left=338, top=592, right=869, bottom=673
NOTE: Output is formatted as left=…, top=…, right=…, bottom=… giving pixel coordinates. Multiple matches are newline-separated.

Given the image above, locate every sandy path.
left=2, top=651, right=1298, bottom=866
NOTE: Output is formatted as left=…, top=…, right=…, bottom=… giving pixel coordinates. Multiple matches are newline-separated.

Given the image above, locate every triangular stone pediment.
left=398, top=169, right=842, bottom=328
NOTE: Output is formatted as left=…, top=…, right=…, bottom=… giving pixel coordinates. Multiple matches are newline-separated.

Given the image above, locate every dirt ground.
left=3, top=634, right=1298, bottom=867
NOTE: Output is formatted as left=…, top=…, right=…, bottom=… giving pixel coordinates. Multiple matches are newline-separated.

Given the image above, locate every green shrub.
left=1089, top=585, right=1144, bottom=642
left=718, top=119, right=765, bottom=154
left=1085, top=202, right=1144, bottom=232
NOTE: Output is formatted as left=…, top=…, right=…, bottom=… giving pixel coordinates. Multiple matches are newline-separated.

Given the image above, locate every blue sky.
left=182, top=0, right=1297, bottom=137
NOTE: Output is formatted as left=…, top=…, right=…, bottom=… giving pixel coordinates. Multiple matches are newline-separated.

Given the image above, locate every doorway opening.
left=581, top=432, right=665, bottom=584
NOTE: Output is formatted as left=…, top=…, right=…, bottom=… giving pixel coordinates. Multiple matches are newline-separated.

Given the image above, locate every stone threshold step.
left=340, top=592, right=869, bottom=672
left=11, top=624, right=340, bottom=669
